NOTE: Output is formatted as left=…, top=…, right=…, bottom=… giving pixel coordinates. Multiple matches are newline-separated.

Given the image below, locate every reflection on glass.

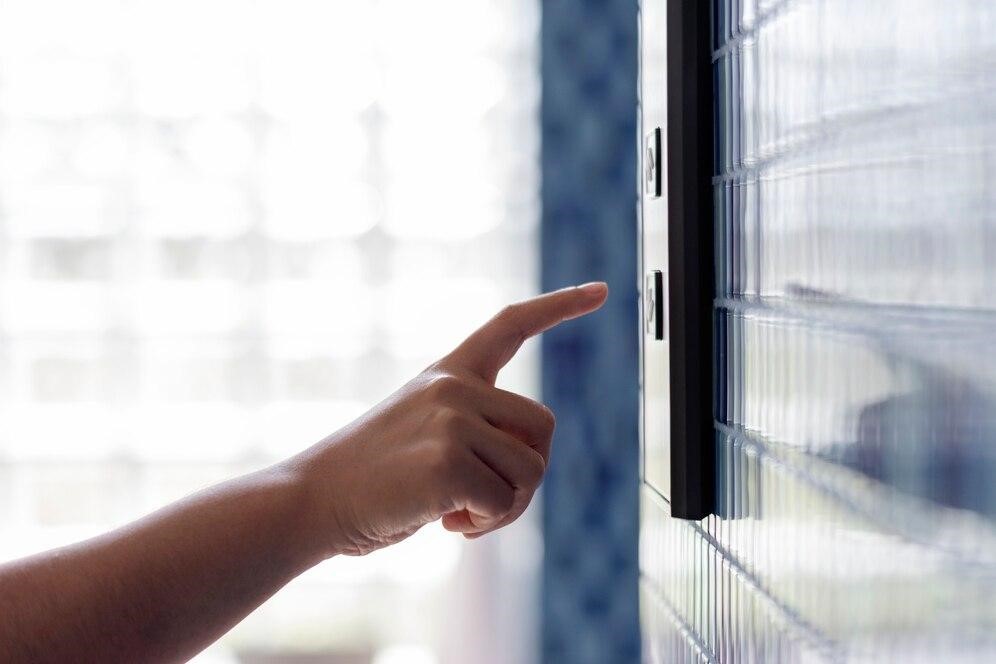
left=642, top=0, right=996, bottom=661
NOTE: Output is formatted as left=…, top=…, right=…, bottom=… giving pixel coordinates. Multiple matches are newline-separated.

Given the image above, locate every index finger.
left=445, top=282, right=608, bottom=382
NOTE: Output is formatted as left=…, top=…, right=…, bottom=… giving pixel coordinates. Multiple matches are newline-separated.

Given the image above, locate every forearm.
left=0, top=463, right=324, bottom=664
left=0, top=285, right=606, bottom=663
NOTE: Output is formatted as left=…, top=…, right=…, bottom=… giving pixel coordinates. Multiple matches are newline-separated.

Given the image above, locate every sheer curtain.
left=0, top=1, right=540, bottom=662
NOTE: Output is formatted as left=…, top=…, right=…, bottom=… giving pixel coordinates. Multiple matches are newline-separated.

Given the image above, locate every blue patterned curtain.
left=540, top=1, right=639, bottom=662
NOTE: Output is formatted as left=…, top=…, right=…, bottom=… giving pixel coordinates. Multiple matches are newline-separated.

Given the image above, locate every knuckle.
left=425, top=373, right=464, bottom=402
left=435, top=406, right=470, bottom=439
left=495, top=305, right=526, bottom=342
left=495, top=486, right=515, bottom=514
left=427, top=410, right=475, bottom=467
left=496, top=304, right=519, bottom=321
left=535, top=403, right=556, bottom=436
left=427, top=435, right=463, bottom=476
left=526, top=451, right=547, bottom=485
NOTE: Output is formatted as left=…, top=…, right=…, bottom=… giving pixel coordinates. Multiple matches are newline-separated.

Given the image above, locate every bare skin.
left=0, top=282, right=609, bottom=664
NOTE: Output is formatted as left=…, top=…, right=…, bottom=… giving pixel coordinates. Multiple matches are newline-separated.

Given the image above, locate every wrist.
left=274, top=450, right=355, bottom=562
left=258, top=462, right=336, bottom=568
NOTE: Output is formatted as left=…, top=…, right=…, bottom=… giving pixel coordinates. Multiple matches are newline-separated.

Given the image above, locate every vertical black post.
left=665, top=0, right=715, bottom=519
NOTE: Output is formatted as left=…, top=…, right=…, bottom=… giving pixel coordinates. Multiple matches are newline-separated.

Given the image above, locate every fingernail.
left=577, top=281, right=608, bottom=296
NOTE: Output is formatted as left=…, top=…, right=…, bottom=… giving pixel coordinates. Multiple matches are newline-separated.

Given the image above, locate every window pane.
left=0, top=1, right=541, bottom=661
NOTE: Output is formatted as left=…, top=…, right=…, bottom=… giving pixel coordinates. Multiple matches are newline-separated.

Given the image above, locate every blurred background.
left=0, top=1, right=569, bottom=662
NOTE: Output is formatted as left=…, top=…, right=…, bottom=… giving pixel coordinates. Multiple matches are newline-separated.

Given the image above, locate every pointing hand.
left=290, top=283, right=609, bottom=557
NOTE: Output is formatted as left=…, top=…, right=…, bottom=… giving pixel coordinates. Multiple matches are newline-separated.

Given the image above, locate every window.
left=0, top=1, right=540, bottom=661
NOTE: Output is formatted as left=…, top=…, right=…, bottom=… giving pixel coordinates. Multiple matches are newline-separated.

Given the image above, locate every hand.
left=288, top=282, right=609, bottom=558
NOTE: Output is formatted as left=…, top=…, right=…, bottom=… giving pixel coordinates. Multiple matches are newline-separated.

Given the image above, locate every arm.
left=0, top=283, right=608, bottom=664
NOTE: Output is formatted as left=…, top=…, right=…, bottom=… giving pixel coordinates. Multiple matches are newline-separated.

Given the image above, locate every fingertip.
left=442, top=510, right=475, bottom=532
left=577, top=281, right=608, bottom=296
left=564, top=281, right=607, bottom=318
left=577, top=281, right=609, bottom=305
